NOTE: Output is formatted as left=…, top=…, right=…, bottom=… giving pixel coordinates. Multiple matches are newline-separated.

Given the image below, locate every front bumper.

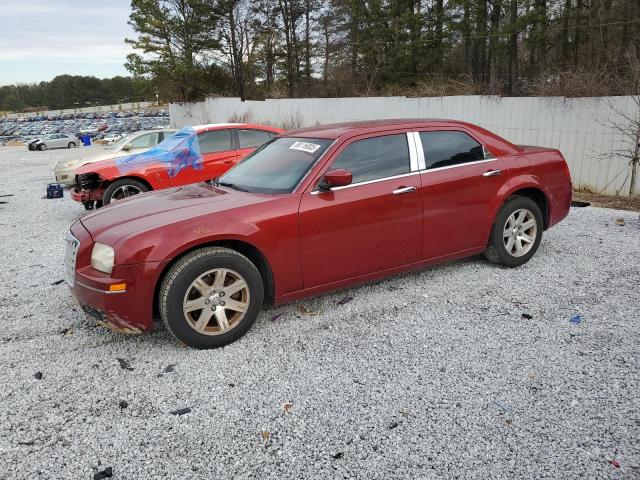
left=54, top=169, right=75, bottom=186
left=67, top=221, right=168, bottom=333
left=71, top=188, right=103, bottom=203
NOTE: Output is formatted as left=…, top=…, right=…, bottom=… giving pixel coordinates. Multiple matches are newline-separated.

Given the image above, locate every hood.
left=59, top=146, right=152, bottom=170
left=74, top=157, right=117, bottom=175
left=79, top=182, right=278, bottom=246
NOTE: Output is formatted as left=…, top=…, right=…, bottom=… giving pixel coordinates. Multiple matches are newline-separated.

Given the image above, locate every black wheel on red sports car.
left=103, top=178, right=149, bottom=205
left=484, top=195, right=543, bottom=267
left=159, top=247, right=264, bottom=349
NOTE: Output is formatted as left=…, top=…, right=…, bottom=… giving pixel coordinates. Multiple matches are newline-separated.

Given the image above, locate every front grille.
left=65, top=231, right=79, bottom=287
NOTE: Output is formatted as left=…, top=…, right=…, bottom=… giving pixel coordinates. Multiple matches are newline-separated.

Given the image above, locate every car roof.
left=285, top=118, right=484, bottom=140
left=190, top=123, right=282, bottom=133
left=127, top=128, right=177, bottom=136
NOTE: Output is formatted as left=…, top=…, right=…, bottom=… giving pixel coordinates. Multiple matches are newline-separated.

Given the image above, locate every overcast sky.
left=0, top=1, right=134, bottom=86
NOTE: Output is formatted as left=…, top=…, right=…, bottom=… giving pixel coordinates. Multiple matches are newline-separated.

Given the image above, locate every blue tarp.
left=114, top=126, right=202, bottom=178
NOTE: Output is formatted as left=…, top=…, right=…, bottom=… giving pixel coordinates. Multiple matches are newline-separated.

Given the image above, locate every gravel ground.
left=0, top=146, right=639, bottom=480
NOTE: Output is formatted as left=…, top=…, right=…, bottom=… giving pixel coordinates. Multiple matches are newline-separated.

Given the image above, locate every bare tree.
left=598, top=52, right=640, bottom=196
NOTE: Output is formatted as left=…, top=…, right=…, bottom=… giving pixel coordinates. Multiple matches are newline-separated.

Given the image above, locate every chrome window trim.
left=422, top=157, right=497, bottom=173
left=412, top=132, right=426, bottom=170
left=311, top=171, right=421, bottom=194
left=406, top=132, right=419, bottom=172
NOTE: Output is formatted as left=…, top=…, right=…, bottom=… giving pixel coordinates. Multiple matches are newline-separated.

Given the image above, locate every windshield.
left=218, top=137, right=333, bottom=194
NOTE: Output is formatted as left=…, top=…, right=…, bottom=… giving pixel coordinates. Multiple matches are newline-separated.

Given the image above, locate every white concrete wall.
left=170, top=95, right=639, bottom=195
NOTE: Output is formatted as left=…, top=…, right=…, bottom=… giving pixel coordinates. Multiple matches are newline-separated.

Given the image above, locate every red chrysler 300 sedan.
left=71, top=123, right=283, bottom=209
left=66, top=119, right=572, bottom=348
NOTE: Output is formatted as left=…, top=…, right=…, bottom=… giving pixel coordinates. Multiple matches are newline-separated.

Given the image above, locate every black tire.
left=38, top=144, right=46, bottom=151
left=67, top=142, right=76, bottom=149
left=103, top=178, right=149, bottom=205
left=159, top=247, right=264, bottom=349
left=484, top=195, right=544, bottom=267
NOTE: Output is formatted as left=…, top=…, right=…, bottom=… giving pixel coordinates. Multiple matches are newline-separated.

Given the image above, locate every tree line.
left=126, top=0, right=640, bottom=102
left=0, top=75, right=154, bottom=112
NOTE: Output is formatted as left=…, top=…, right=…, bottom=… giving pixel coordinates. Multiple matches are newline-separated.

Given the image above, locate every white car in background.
left=31, top=133, right=79, bottom=151
left=102, top=133, right=123, bottom=144
left=53, top=129, right=177, bottom=186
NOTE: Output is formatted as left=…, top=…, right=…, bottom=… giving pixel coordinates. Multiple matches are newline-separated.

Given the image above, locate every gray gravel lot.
left=0, top=146, right=639, bottom=479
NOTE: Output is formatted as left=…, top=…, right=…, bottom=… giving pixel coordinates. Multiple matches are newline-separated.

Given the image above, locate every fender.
left=492, top=172, right=551, bottom=226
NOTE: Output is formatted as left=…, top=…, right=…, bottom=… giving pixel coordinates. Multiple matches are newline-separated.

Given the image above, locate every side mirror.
left=122, top=143, right=133, bottom=151
left=319, top=169, right=352, bottom=190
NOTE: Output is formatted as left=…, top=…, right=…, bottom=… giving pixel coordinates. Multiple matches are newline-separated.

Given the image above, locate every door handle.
left=483, top=169, right=502, bottom=177
left=224, top=160, right=235, bottom=164
left=392, top=186, right=417, bottom=195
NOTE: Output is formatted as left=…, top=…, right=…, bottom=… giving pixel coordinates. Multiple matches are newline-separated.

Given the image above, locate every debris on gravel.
left=170, top=407, right=192, bottom=416
left=116, top=358, right=134, bottom=371
left=93, top=466, right=113, bottom=480
left=0, top=146, right=639, bottom=479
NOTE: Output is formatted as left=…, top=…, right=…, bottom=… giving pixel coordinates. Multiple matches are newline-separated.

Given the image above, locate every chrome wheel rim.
left=503, top=208, right=537, bottom=257
left=182, top=268, right=250, bottom=336
left=110, top=184, right=142, bottom=202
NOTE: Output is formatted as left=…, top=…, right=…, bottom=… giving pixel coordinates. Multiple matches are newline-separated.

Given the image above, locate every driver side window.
left=330, top=134, right=410, bottom=184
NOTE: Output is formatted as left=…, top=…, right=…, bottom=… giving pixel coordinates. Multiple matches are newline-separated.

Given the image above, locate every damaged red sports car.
left=71, top=123, right=283, bottom=209
left=65, top=119, right=572, bottom=348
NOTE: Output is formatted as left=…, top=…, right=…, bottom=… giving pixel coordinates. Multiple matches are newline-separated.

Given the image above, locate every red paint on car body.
left=67, top=119, right=572, bottom=333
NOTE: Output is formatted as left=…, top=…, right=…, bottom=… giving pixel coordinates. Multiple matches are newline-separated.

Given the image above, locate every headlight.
left=91, top=243, right=115, bottom=274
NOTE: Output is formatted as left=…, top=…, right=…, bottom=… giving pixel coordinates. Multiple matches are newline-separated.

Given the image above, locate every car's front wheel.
left=68, top=142, right=76, bottom=148
left=103, top=178, right=149, bottom=205
left=484, top=195, right=543, bottom=267
left=159, top=247, right=264, bottom=349
left=38, top=144, right=46, bottom=151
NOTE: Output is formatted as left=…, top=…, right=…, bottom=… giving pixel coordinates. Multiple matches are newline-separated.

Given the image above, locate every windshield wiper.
left=216, top=180, right=250, bottom=192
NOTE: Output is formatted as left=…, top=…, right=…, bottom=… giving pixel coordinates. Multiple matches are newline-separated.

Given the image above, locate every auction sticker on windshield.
left=289, top=141, right=321, bottom=153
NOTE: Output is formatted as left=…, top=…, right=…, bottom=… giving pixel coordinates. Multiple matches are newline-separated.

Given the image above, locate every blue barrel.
left=81, top=134, right=91, bottom=146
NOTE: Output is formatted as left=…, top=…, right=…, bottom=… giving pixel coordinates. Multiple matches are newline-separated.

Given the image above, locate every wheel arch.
left=101, top=175, right=153, bottom=192
left=152, top=239, right=275, bottom=321
left=507, top=187, right=550, bottom=229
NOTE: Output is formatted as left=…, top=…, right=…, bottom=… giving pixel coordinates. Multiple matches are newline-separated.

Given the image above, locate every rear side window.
left=238, top=129, right=274, bottom=149
left=198, top=130, right=232, bottom=154
left=419, top=131, right=486, bottom=169
left=330, top=134, right=410, bottom=183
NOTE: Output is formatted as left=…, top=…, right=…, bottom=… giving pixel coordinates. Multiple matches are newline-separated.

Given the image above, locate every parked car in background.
left=102, top=133, right=123, bottom=144
left=71, top=123, right=283, bottom=209
left=65, top=119, right=572, bottom=348
left=31, top=133, right=78, bottom=151
left=27, top=136, right=48, bottom=150
left=54, top=129, right=177, bottom=186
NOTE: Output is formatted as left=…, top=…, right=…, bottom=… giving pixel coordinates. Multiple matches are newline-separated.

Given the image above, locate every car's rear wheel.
left=159, top=247, right=264, bottom=349
left=38, top=144, right=46, bottom=151
left=67, top=142, right=76, bottom=148
left=103, top=178, right=149, bottom=205
left=484, top=196, right=543, bottom=267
